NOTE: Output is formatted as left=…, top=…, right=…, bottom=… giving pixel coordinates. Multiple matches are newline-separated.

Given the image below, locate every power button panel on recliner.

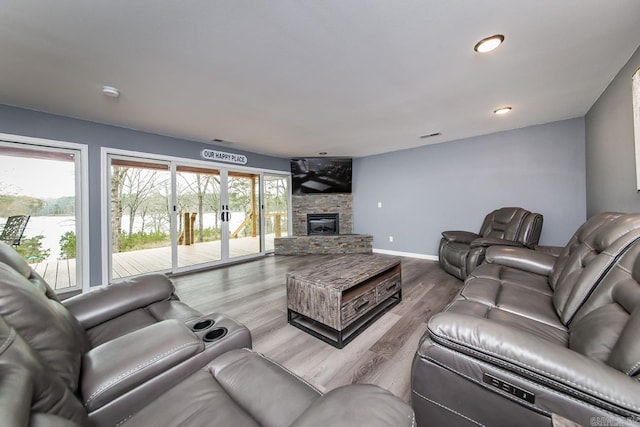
left=483, top=373, right=536, bottom=404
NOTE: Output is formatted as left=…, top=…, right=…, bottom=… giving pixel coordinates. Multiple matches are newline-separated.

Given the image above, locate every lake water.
left=3, top=215, right=77, bottom=262
left=2, top=212, right=248, bottom=262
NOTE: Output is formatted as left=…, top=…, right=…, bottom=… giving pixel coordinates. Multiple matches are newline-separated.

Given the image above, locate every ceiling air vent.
left=419, top=132, right=441, bottom=139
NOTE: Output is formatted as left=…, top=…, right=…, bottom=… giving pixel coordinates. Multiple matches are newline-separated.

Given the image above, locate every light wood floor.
left=171, top=253, right=462, bottom=403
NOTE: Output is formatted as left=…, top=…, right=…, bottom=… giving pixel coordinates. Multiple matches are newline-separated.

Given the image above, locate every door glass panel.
left=228, top=171, right=261, bottom=258
left=0, top=144, right=80, bottom=292
left=176, top=165, right=222, bottom=268
left=264, top=174, right=289, bottom=251
left=110, top=158, right=171, bottom=279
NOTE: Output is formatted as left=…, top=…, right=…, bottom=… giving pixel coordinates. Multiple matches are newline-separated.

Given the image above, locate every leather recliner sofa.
left=439, top=207, right=543, bottom=280
left=0, top=315, right=414, bottom=427
left=0, top=257, right=253, bottom=426
left=412, top=212, right=640, bottom=426
left=0, top=241, right=207, bottom=348
left=0, top=244, right=414, bottom=426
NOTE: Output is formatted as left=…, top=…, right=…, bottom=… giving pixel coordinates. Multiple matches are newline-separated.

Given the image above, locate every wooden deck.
left=32, top=235, right=278, bottom=290
left=32, top=257, right=78, bottom=291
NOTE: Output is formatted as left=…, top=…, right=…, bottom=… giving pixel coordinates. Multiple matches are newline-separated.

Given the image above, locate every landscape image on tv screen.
left=290, top=157, right=352, bottom=194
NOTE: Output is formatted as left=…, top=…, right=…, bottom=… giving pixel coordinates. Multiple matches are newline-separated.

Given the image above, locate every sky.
left=0, top=156, right=76, bottom=198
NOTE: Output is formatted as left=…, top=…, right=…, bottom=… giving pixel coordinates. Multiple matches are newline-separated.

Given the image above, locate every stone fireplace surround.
left=274, top=193, right=373, bottom=255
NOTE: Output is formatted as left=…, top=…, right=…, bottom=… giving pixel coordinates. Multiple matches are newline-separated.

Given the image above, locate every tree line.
left=110, top=166, right=287, bottom=253
left=0, top=195, right=75, bottom=217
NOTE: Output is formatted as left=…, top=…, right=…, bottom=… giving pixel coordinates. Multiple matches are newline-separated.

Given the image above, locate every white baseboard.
left=372, top=248, right=438, bottom=261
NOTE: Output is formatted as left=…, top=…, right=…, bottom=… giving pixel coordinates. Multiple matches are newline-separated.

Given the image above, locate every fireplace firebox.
left=307, top=213, right=339, bottom=235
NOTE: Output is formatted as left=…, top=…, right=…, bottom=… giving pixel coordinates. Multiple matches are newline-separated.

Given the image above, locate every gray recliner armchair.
left=438, top=207, right=543, bottom=280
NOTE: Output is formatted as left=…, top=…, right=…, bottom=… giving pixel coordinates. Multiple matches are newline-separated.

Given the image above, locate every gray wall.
left=585, top=45, right=640, bottom=216
left=0, top=104, right=289, bottom=285
left=353, top=118, right=587, bottom=256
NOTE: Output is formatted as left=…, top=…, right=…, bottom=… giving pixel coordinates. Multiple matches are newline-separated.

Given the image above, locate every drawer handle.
left=386, top=282, right=397, bottom=291
left=355, top=299, right=369, bottom=311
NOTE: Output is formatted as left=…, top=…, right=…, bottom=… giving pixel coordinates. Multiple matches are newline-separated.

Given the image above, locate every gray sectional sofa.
left=414, top=212, right=640, bottom=426
left=0, top=242, right=414, bottom=427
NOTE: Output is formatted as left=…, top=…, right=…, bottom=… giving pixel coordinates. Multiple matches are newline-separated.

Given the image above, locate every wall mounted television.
left=290, top=157, right=352, bottom=194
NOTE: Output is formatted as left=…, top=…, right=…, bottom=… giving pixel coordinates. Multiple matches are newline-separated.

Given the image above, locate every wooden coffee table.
left=286, top=253, right=402, bottom=348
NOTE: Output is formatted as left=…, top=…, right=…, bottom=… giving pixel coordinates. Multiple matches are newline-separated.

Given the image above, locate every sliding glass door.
left=109, top=158, right=172, bottom=278
left=175, top=165, right=222, bottom=268
left=264, top=174, right=289, bottom=251
left=0, top=138, right=87, bottom=294
left=227, top=171, right=262, bottom=260
left=106, top=152, right=290, bottom=281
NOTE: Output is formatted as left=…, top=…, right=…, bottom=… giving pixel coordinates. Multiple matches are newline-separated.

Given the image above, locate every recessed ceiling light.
left=474, top=34, right=505, bottom=53
left=493, top=106, right=512, bottom=115
left=102, top=86, right=120, bottom=98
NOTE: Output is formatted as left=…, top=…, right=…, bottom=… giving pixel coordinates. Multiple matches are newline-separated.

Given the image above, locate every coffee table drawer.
left=376, top=273, right=401, bottom=303
left=341, top=287, right=377, bottom=326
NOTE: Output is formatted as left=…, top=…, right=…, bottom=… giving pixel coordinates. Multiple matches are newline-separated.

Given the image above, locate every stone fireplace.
left=292, top=194, right=352, bottom=235
left=274, top=193, right=373, bottom=255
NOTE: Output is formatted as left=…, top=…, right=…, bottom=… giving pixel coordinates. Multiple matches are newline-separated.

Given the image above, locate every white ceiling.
left=1, top=1, right=640, bottom=158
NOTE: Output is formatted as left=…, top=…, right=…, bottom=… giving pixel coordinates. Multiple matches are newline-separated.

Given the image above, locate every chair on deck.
left=0, top=215, right=30, bottom=246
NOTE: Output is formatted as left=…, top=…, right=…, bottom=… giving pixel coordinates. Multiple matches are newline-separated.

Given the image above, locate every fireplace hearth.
left=307, top=213, right=339, bottom=235
left=275, top=193, right=372, bottom=254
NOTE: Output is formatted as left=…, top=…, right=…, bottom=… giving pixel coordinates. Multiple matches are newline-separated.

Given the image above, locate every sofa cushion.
left=0, top=316, right=88, bottom=425
left=0, top=241, right=59, bottom=301
left=83, top=300, right=203, bottom=348
left=120, top=349, right=322, bottom=427
left=608, top=307, right=640, bottom=376
left=290, top=384, right=415, bottom=427
left=468, top=262, right=553, bottom=295
left=211, top=349, right=322, bottom=426
left=81, top=319, right=204, bottom=412
left=118, top=366, right=262, bottom=427
left=570, top=303, right=628, bottom=363
left=456, top=277, right=561, bottom=327
left=445, top=299, right=568, bottom=345
left=552, top=214, right=640, bottom=324
left=480, top=207, right=530, bottom=241
left=63, top=273, right=176, bottom=329
left=567, top=241, right=640, bottom=375
left=84, top=308, right=159, bottom=347
left=0, top=263, right=86, bottom=390
left=548, top=212, right=623, bottom=291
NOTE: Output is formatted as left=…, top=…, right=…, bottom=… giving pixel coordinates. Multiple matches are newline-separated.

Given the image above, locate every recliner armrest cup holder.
left=203, top=327, right=227, bottom=343
left=192, top=319, right=215, bottom=331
